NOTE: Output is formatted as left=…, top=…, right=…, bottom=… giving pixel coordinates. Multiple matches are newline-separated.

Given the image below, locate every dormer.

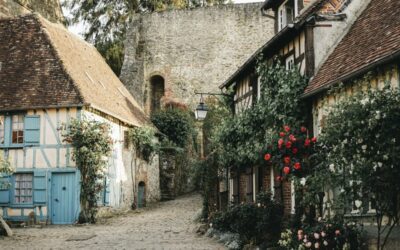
left=277, top=0, right=295, bottom=31
left=262, top=0, right=314, bottom=32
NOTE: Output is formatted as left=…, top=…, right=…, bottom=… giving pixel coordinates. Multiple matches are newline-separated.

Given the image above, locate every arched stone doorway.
left=137, top=181, right=146, bottom=208
left=150, top=75, right=165, bottom=113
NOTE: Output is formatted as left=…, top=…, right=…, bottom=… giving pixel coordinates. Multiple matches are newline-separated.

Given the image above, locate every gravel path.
left=0, top=194, right=224, bottom=250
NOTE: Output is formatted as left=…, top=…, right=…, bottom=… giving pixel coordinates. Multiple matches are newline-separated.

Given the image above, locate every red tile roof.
left=304, top=0, right=400, bottom=96
left=0, top=14, right=149, bottom=127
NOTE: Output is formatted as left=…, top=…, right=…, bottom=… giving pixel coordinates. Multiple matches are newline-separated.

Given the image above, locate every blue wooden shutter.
left=33, top=171, right=47, bottom=204
left=24, top=115, right=40, bottom=146
left=0, top=176, right=10, bottom=204
left=104, top=177, right=110, bottom=205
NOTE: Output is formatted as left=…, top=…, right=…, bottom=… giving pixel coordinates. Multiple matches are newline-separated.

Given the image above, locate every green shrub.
left=211, top=192, right=283, bottom=244
left=151, top=108, right=195, bottom=148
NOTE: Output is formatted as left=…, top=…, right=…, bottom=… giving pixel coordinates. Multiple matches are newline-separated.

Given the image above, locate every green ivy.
left=60, top=119, right=112, bottom=224
left=151, top=108, right=196, bottom=148
left=214, top=61, right=308, bottom=169
left=128, top=126, right=158, bottom=162
left=0, top=155, right=13, bottom=189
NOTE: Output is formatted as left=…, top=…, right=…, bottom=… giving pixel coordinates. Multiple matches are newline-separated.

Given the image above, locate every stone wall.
left=0, top=0, right=64, bottom=23
left=120, top=3, right=275, bottom=112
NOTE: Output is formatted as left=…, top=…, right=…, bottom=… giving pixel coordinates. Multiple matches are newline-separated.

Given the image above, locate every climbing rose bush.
left=278, top=219, right=363, bottom=249
left=263, top=125, right=317, bottom=180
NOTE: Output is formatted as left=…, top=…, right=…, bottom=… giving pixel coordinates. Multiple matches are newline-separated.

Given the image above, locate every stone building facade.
left=0, top=0, right=64, bottom=23
left=120, top=3, right=275, bottom=113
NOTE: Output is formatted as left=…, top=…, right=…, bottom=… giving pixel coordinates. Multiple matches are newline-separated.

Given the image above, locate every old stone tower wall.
left=0, top=0, right=64, bottom=23
left=120, top=3, right=275, bottom=112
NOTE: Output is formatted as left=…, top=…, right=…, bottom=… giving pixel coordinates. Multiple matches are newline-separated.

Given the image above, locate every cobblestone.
left=0, top=194, right=224, bottom=250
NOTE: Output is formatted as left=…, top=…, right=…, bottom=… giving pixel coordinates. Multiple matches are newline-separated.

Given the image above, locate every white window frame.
left=278, top=1, right=288, bottom=31
left=286, top=54, right=295, bottom=70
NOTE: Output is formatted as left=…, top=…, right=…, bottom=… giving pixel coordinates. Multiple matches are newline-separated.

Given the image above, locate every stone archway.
left=150, top=75, right=165, bottom=113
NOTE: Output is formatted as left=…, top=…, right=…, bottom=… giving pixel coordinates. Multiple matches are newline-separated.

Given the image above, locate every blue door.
left=51, top=172, right=76, bottom=224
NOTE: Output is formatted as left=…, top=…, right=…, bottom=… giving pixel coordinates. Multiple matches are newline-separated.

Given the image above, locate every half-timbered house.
left=219, top=0, right=370, bottom=215
left=303, top=0, right=400, bottom=217
left=0, top=14, right=160, bottom=224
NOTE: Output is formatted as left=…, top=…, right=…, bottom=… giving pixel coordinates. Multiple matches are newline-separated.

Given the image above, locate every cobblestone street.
left=0, top=194, right=224, bottom=250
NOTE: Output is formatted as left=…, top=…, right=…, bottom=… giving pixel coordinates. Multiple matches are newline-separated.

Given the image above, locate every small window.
left=14, top=173, right=33, bottom=204
left=0, top=115, right=4, bottom=144
left=286, top=55, right=295, bottom=70
left=278, top=0, right=294, bottom=31
left=12, top=114, right=24, bottom=144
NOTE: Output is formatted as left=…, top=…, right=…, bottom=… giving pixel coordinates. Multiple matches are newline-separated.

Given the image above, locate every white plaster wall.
left=82, top=109, right=160, bottom=208
left=2, top=107, right=78, bottom=170
left=313, top=0, right=372, bottom=73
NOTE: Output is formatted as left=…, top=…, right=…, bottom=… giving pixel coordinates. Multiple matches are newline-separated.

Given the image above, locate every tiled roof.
left=304, top=0, right=400, bottom=96
left=0, top=14, right=149, bottom=127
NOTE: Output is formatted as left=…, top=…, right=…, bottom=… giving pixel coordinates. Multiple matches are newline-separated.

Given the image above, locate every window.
left=0, top=114, right=40, bottom=147
left=278, top=0, right=295, bottom=31
left=14, top=173, right=33, bottom=204
left=12, top=114, right=24, bottom=144
left=286, top=54, right=295, bottom=70
left=0, top=115, right=4, bottom=145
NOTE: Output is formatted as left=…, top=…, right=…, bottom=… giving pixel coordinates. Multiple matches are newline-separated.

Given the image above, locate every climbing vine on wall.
left=61, top=119, right=112, bottom=223
left=214, top=61, right=308, bottom=168
left=128, top=126, right=158, bottom=162
left=0, top=155, right=13, bottom=189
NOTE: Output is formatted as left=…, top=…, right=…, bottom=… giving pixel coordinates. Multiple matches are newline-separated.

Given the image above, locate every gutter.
left=0, top=104, right=85, bottom=113
left=301, top=50, right=400, bottom=99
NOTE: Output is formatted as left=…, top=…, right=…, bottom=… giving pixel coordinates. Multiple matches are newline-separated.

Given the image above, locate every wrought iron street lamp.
left=194, top=92, right=232, bottom=120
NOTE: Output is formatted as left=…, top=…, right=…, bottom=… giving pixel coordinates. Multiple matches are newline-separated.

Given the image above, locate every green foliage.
left=95, top=38, right=125, bottom=75
left=151, top=108, right=196, bottom=148
left=128, top=126, right=158, bottom=162
left=60, top=119, right=112, bottom=223
left=312, top=87, right=400, bottom=249
left=214, top=62, right=308, bottom=169
left=0, top=155, right=13, bottom=189
left=211, top=192, right=283, bottom=244
left=279, top=219, right=363, bottom=250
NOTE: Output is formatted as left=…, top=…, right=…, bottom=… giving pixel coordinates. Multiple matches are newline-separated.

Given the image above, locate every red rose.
left=283, top=166, right=290, bottom=175
left=284, top=125, right=290, bottom=132
left=289, top=134, right=296, bottom=142
left=278, top=139, right=284, bottom=145
left=276, top=176, right=282, bottom=181
left=292, top=148, right=298, bottom=154
left=279, top=132, right=286, bottom=137
left=304, top=138, right=311, bottom=147
left=264, top=153, right=271, bottom=161
left=301, top=126, right=307, bottom=133
left=286, top=141, right=292, bottom=149
left=294, top=162, right=301, bottom=170
left=311, top=137, right=317, bottom=143
left=284, top=156, right=291, bottom=164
